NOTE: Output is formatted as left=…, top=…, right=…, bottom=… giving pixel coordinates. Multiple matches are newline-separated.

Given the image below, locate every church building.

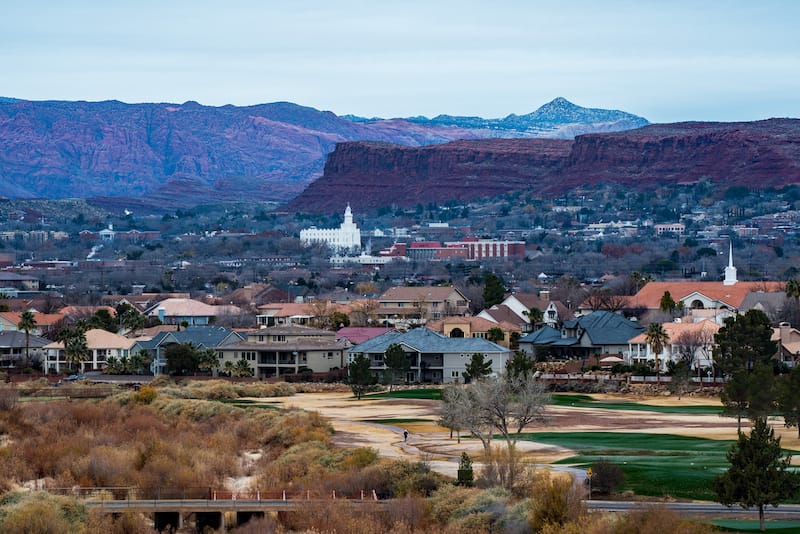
left=299, top=205, right=362, bottom=253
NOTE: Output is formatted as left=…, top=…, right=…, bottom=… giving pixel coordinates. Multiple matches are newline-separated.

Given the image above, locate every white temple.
left=299, top=205, right=362, bottom=252
left=723, top=240, right=738, bottom=286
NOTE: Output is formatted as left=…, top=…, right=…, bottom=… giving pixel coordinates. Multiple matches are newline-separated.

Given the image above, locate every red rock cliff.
left=288, top=119, right=800, bottom=213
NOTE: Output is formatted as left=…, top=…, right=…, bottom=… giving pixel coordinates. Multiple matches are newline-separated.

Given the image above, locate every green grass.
left=551, top=393, right=722, bottom=415
left=519, top=431, right=735, bottom=501
left=713, top=520, right=800, bottom=532
left=363, top=388, right=443, bottom=400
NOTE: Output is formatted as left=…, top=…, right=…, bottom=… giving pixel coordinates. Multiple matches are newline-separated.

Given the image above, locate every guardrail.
left=43, top=486, right=381, bottom=502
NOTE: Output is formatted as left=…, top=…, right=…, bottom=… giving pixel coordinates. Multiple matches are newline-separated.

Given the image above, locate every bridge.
left=45, top=487, right=800, bottom=532
left=49, top=487, right=384, bottom=532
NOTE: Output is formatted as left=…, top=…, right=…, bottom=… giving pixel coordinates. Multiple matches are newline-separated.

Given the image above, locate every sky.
left=2, top=0, right=799, bottom=123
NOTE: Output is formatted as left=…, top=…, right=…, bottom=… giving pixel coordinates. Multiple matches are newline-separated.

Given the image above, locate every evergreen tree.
left=348, top=354, right=375, bottom=399
left=715, top=418, right=799, bottom=531
left=777, top=365, right=800, bottom=438
left=715, top=310, right=779, bottom=431
left=483, top=272, right=506, bottom=309
left=463, top=353, right=493, bottom=383
left=506, top=351, right=535, bottom=380
left=383, top=343, right=410, bottom=391
left=715, top=310, right=777, bottom=376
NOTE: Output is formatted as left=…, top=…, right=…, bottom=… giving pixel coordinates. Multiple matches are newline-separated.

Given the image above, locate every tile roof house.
left=627, top=319, right=720, bottom=372
left=348, top=327, right=511, bottom=384
left=218, top=325, right=349, bottom=379
left=425, top=316, right=521, bottom=349
left=336, top=326, right=392, bottom=346
left=773, top=322, right=800, bottom=367
left=43, top=328, right=137, bottom=374
left=0, top=312, right=65, bottom=336
left=143, top=298, right=241, bottom=326
left=376, top=286, right=470, bottom=328
left=518, top=310, right=645, bottom=360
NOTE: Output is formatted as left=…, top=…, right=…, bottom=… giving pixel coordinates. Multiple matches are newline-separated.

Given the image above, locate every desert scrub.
left=261, top=411, right=333, bottom=448
left=0, top=492, right=87, bottom=533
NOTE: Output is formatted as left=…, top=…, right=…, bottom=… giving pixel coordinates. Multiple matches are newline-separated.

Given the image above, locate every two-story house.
left=519, top=310, right=645, bottom=360
left=132, top=325, right=244, bottom=375
left=217, top=325, right=349, bottom=379
left=348, top=327, right=511, bottom=384
left=43, top=328, right=136, bottom=374
left=375, top=286, right=470, bottom=328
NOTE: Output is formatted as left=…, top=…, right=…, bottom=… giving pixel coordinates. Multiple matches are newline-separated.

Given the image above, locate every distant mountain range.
left=0, top=97, right=647, bottom=211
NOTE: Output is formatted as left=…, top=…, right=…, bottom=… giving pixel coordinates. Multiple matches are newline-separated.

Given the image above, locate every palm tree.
left=64, top=330, right=88, bottom=373
left=233, top=358, right=253, bottom=377
left=645, top=322, right=669, bottom=383
left=17, top=310, right=37, bottom=369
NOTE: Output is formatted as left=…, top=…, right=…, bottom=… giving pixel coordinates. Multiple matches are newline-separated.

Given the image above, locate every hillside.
left=0, top=97, right=644, bottom=211
left=286, top=118, right=800, bottom=213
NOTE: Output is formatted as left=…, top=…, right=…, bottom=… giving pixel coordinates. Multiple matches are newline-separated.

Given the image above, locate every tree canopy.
left=715, top=418, right=799, bottom=531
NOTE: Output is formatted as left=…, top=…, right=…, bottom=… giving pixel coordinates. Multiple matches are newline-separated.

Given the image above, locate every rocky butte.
left=286, top=118, right=800, bottom=214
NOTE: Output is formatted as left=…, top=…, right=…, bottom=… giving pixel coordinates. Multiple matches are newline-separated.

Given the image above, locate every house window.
left=374, top=354, right=383, bottom=363
left=327, top=352, right=334, bottom=359
left=273, top=335, right=286, bottom=342
left=452, top=371, right=459, bottom=377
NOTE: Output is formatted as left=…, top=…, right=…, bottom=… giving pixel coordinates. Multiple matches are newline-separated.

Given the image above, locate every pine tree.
left=348, top=354, right=375, bottom=399
left=463, top=353, right=492, bottom=383
left=483, top=272, right=506, bottom=309
left=714, top=418, right=799, bottom=531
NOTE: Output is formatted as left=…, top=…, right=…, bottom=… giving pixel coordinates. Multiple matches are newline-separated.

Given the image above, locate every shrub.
left=133, top=385, right=157, bottom=404
left=341, top=447, right=379, bottom=470
left=0, top=387, right=18, bottom=410
left=591, top=459, right=625, bottom=495
left=529, top=470, right=585, bottom=531
left=0, top=492, right=87, bottom=534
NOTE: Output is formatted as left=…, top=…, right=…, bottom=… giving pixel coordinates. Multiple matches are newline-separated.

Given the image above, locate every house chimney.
left=540, top=290, right=550, bottom=302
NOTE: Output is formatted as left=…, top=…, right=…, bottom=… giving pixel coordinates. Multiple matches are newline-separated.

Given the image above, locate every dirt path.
left=267, top=391, right=800, bottom=477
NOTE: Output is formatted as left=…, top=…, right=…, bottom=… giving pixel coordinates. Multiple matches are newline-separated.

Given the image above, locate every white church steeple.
left=723, top=240, right=737, bottom=286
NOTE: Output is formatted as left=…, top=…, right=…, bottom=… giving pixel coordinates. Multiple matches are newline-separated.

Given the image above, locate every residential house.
left=376, top=286, right=470, bottom=328
left=217, top=325, right=349, bottom=379
left=773, top=322, right=800, bottom=368
left=0, top=330, right=50, bottom=367
left=143, top=298, right=241, bottom=326
left=518, top=310, right=645, bottom=360
left=348, top=328, right=512, bottom=384
left=478, top=291, right=572, bottom=332
left=43, top=329, right=137, bottom=374
left=132, top=325, right=244, bottom=375
left=425, top=316, right=520, bottom=349
left=336, top=327, right=393, bottom=346
left=627, top=320, right=720, bottom=373
left=0, top=311, right=65, bottom=336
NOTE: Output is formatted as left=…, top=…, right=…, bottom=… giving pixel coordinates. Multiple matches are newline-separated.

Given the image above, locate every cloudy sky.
left=2, top=1, right=798, bottom=123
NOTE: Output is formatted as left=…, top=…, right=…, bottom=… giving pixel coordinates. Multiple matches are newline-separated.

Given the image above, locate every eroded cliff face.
left=287, top=139, right=573, bottom=213
left=288, top=119, right=800, bottom=213
left=560, top=120, right=800, bottom=189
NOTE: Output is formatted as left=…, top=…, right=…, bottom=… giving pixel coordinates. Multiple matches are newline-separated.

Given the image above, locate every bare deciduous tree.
left=439, top=374, right=549, bottom=489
